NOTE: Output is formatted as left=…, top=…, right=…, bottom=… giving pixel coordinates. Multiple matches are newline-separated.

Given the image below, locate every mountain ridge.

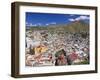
left=26, top=20, right=89, bottom=33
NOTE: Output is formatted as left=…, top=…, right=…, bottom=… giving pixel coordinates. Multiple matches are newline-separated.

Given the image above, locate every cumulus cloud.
left=75, top=16, right=89, bottom=21
left=69, top=15, right=89, bottom=22
left=69, top=19, right=75, bottom=22
left=46, top=22, right=56, bottom=26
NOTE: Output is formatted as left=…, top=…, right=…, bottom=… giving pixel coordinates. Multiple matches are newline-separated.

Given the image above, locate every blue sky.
left=26, top=12, right=90, bottom=26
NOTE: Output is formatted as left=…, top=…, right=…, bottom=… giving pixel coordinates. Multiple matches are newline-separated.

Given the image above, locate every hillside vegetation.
left=26, top=21, right=89, bottom=33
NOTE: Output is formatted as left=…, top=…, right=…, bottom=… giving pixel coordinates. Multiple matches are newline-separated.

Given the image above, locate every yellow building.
left=35, top=44, right=48, bottom=55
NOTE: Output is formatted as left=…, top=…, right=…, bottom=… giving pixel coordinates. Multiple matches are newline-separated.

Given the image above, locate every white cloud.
left=26, top=22, right=37, bottom=26
left=46, top=23, right=49, bottom=26
left=37, top=23, right=42, bottom=26
left=69, top=19, right=75, bottom=22
left=26, top=22, right=33, bottom=26
left=51, top=22, right=56, bottom=24
left=69, top=15, right=89, bottom=22
left=75, top=16, right=89, bottom=21
left=32, top=24, right=37, bottom=26
left=29, top=23, right=41, bottom=26
left=26, top=22, right=57, bottom=26
left=45, top=22, right=56, bottom=26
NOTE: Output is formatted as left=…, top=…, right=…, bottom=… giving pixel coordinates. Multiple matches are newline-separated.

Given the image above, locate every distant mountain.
left=26, top=20, right=89, bottom=33
left=60, top=20, right=89, bottom=33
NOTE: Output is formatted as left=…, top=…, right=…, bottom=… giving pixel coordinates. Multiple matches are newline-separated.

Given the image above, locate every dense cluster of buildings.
left=25, top=30, right=89, bottom=67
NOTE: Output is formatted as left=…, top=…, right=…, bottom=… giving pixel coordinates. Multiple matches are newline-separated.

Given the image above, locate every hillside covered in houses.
left=25, top=20, right=90, bottom=67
